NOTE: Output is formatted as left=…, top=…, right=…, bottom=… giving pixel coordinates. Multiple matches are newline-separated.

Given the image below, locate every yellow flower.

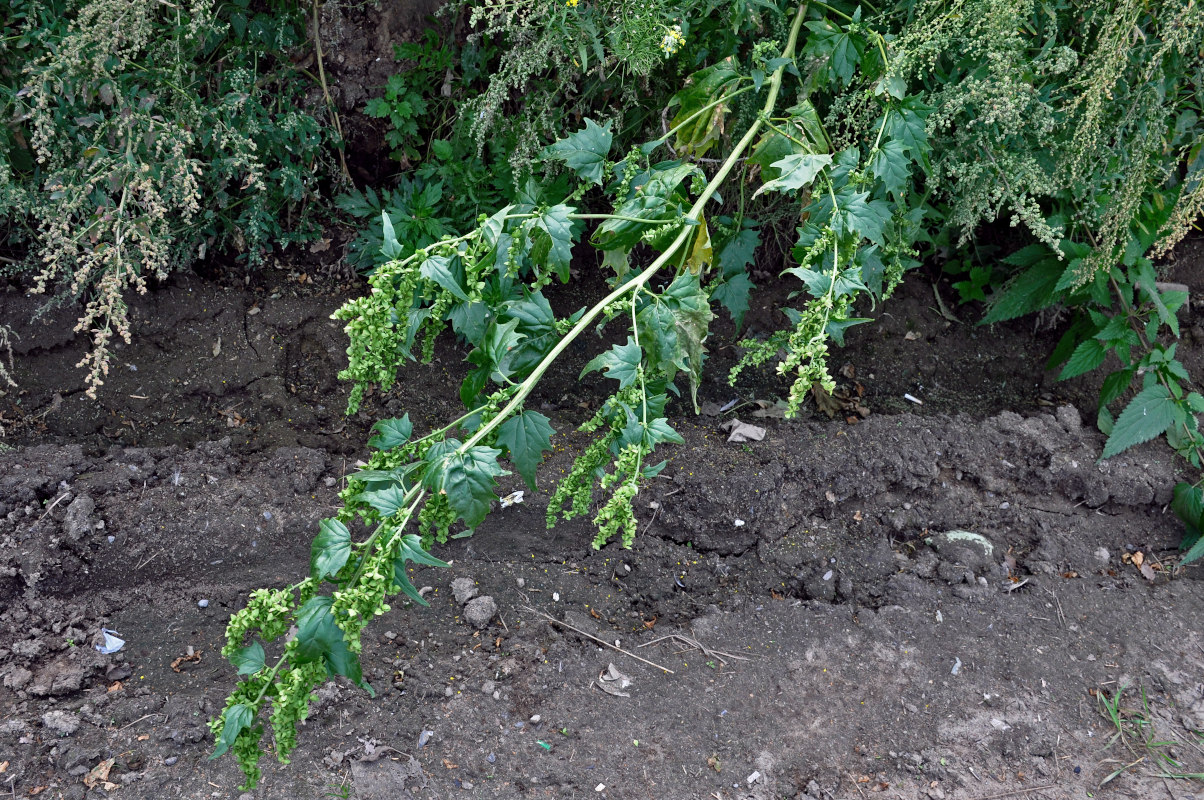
left=660, top=24, right=685, bottom=56
left=566, top=0, right=578, bottom=6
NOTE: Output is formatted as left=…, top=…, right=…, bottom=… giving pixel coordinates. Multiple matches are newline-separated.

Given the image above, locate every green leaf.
left=1058, top=339, right=1108, bottom=381
left=423, top=444, right=508, bottom=529
left=369, top=416, right=413, bottom=451
left=311, top=518, right=352, bottom=580
left=712, top=273, right=755, bottom=330
left=666, top=62, right=741, bottom=157
left=868, top=140, right=910, bottom=198
left=1172, top=482, right=1204, bottom=534
left=1102, top=384, right=1176, bottom=458
left=754, top=153, right=832, bottom=198
left=359, top=484, right=411, bottom=517
left=294, top=596, right=371, bottom=693
left=496, top=411, right=555, bottom=491
left=470, top=318, right=526, bottom=381
left=381, top=211, right=402, bottom=260
left=545, top=118, right=613, bottom=185
left=210, top=704, right=254, bottom=760
left=531, top=204, right=576, bottom=281
left=581, top=337, right=642, bottom=389
left=718, top=227, right=759, bottom=277
left=420, top=253, right=470, bottom=302
left=392, top=533, right=450, bottom=606
left=1099, top=367, right=1136, bottom=408
left=644, top=417, right=685, bottom=446
left=1181, top=532, right=1204, bottom=566
left=883, top=95, right=933, bottom=154
left=831, top=188, right=891, bottom=245
left=981, top=257, right=1064, bottom=324
left=231, top=642, right=265, bottom=676
left=638, top=273, right=714, bottom=412
left=802, top=19, right=864, bottom=85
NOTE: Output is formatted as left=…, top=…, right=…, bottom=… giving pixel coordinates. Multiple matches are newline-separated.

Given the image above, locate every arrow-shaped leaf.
left=496, top=411, right=555, bottom=491
left=230, top=642, right=265, bottom=676
left=369, top=415, right=413, bottom=451
left=311, top=518, right=352, bottom=580
left=423, top=444, right=508, bottom=529
left=581, top=337, right=643, bottom=389
left=210, top=703, right=254, bottom=760
left=754, top=153, right=832, bottom=197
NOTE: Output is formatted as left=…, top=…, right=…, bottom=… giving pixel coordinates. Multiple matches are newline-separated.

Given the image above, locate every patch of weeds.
left=1096, top=684, right=1204, bottom=786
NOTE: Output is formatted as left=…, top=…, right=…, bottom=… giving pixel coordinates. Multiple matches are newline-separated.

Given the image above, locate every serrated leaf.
left=712, top=273, right=755, bottom=329
left=1172, top=482, right=1204, bottom=534
left=883, top=95, right=933, bottom=153
left=1102, top=384, right=1176, bottom=458
left=420, top=253, right=470, bottom=302
left=293, top=596, right=371, bottom=693
left=545, top=118, right=613, bottom=185
left=423, top=444, right=508, bottom=529
left=369, top=416, right=413, bottom=451
left=311, top=518, right=352, bottom=580
left=1058, top=338, right=1108, bottom=380
left=754, top=153, right=832, bottom=198
left=231, top=642, right=265, bottom=676
left=581, top=337, right=642, bottom=389
left=1181, top=532, right=1204, bottom=566
left=981, top=257, right=1064, bottom=324
left=802, top=19, right=864, bottom=85
left=645, top=417, right=684, bottom=445
left=497, top=411, right=555, bottom=491
left=868, top=140, right=910, bottom=198
left=831, top=188, right=891, bottom=245
left=638, top=273, right=713, bottom=412
left=1099, top=367, right=1136, bottom=407
left=210, top=703, right=254, bottom=760
left=718, top=227, right=759, bottom=277
left=531, top=204, right=576, bottom=281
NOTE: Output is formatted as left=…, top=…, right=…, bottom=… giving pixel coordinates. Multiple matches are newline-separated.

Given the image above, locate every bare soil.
left=2, top=236, right=1204, bottom=800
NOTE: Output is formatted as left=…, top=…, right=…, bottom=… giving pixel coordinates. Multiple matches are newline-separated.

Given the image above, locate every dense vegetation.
left=1, top=0, right=1202, bottom=788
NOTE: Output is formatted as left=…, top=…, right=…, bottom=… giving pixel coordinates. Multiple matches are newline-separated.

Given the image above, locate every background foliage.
left=0, top=0, right=338, bottom=395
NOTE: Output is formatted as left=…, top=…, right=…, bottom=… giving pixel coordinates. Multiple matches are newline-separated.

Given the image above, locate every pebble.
left=530, top=714, right=541, bottom=722
left=487, top=753, right=496, bottom=763
left=197, top=599, right=209, bottom=608
left=165, top=756, right=178, bottom=766
left=444, top=687, right=454, bottom=697
left=516, top=578, right=525, bottom=588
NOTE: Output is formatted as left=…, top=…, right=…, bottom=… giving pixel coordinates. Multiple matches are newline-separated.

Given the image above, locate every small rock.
left=444, top=687, right=454, bottom=697
left=197, top=599, right=209, bottom=609
left=42, top=710, right=80, bottom=737
left=464, top=596, right=498, bottom=628
left=487, top=753, right=497, bottom=763
left=451, top=578, right=478, bottom=605
left=516, top=577, right=525, bottom=588
left=165, top=756, right=178, bottom=766
left=3, top=666, right=32, bottom=691
left=1093, top=547, right=1110, bottom=565
left=481, top=680, right=496, bottom=695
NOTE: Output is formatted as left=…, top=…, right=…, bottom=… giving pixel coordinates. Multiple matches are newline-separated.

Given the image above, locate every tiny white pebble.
left=197, top=599, right=209, bottom=608
left=595, top=785, right=605, bottom=792
left=734, top=518, right=745, bottom=527
left=552, top=592, right=560, bottom=602
left=822, top=570, right=833, bottom=581
left=530, top=714, right=540, bottom=722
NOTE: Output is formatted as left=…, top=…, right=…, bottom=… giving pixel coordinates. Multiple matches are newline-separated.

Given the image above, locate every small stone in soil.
left=197, top=599, right=209, bottom=608
left=164, top=756, right=178, bottom=766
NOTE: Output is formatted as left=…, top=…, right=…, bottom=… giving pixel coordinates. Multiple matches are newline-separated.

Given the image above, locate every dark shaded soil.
left=2, top=234, right=1204, bottom=800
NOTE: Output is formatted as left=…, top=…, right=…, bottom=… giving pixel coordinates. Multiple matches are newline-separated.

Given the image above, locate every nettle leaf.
left=210, top=704, right=254, bottom=760
left=754, top=153, right=832, bottom=198
left=981, top=255, right=1064, bottom=324
left=369, top=415, right=413, bottom=451
left=1058, top=338, right=1108, bottom=381
left=868, top=140, right=910, bottom=198
left=1099, top=367, right=1136, bottom=408
left=545, top=118, right=613, bottom=185
left=293, top=596, right=371, bottom=693
left=231, top=642, right=265, bottom=676
left=497, top=411, right=555, bottom=491
left=311, top=518, right=352, bottom=580
left=392, top=533, right=450, bottom=606
left=420, top=253, right=470, bottom=303
left=666, top=61, right=741, bottom=157
left=582, top=336, right=643, bottom=389
left=423, top=444, right=508, bottom=529
left=1172, top=482, right=1204, bottom=535
left=530, top=204, right=576, bottom=282
left=1102, top=384, right=1177, bottom=458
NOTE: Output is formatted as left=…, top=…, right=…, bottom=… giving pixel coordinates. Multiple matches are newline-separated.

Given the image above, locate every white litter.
left=904, top=393, right=923, bottom=405
left=500, top=490, right=525, bottom=508
left=951, top=657, right=962, bottom=676
left=95, top=629, right=125, bottom=654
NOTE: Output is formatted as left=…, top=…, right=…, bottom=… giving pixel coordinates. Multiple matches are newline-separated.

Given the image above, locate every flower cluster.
left=660, top=24, right=685, bottom=56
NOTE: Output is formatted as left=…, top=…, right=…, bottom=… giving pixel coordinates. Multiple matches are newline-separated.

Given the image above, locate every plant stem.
left=462, top=3, right=811, bottom=453
left=311, top=0, right=350, bottom=183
